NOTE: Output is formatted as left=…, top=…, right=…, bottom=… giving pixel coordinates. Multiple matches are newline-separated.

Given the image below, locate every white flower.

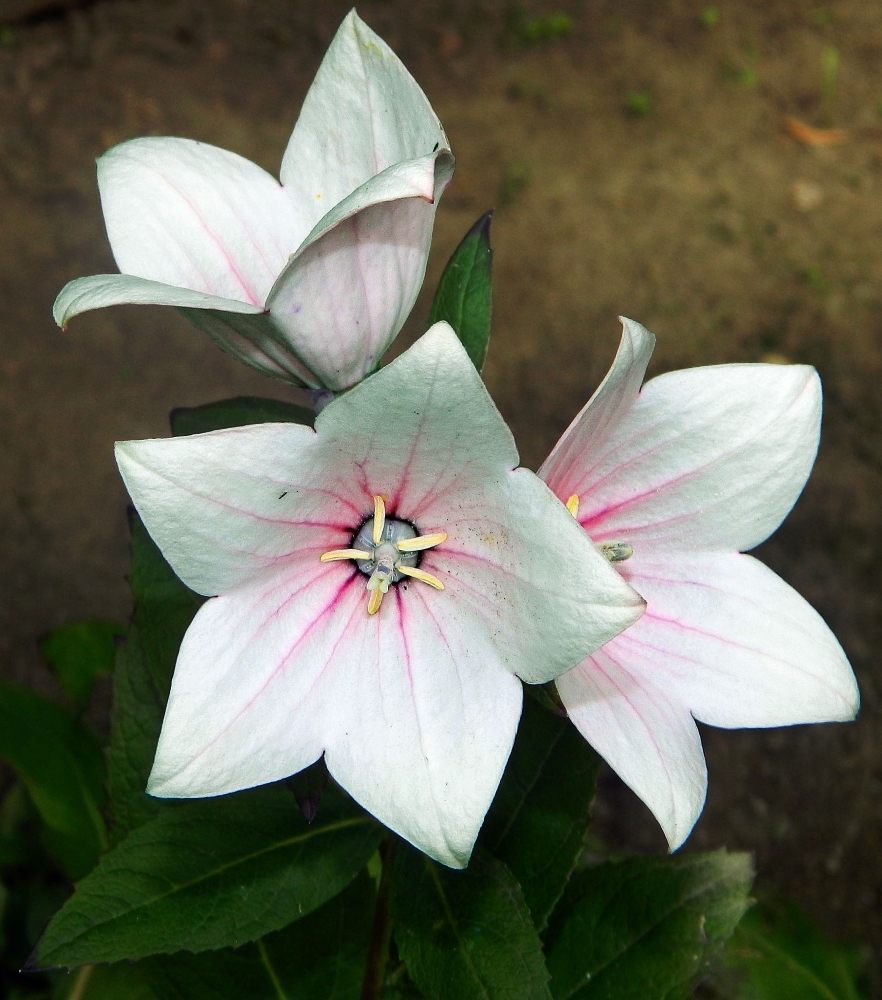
left=54, top=11, right=453, bottom=391
left=115, top=323, right=644, bottom=867
left=540, top=318, right=859, bottom=849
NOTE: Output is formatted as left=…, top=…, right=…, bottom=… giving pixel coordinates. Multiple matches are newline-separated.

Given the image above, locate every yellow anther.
left=320, top=548, right=372, bottom=563
left=396, top=532, right=448, bottom=553
left=397, top=565, right=445, bottom=590
left=367, top=587, right=384, bottom=615
left=566, top=494, right=580, bottom=518
left=372, top=495, right=386, bottom=545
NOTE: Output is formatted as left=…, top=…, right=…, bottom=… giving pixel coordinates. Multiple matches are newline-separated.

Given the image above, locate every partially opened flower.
left=540, top=318, right=859, bottom=849
left=54, top=11, right=453, bottom=391
left=115, top=323, right=643, bottom=867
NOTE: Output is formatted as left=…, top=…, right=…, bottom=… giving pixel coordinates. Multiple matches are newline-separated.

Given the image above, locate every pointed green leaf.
left=170, top=396, right=314, bottom=437
left=105, top=514, right=203, bottom=841
left=40, top=621, right=124, bottom=713
left=391, top=845, right=551, bottom=1000
left=34, top=787, right=381, bottom=967
left=480, top=696, right=600, bottom=929
left=144, top=873, right=374, bottom=1000
left=545, top=850, right=753, bottom=1000
left=427, top=212, right=493, bottom=371
left=722, top=896, right=870, bottom=1000
left=0, top=682, right=106, bottom=879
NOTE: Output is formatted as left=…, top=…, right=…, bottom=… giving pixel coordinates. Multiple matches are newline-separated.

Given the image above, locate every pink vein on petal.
left=187, top=572, right=361, bottom=765
left=156, top=171, right=265, bottom=306
left=589, top=650, right=678, bottom=792
left=624, top=609, right=851, bottom=700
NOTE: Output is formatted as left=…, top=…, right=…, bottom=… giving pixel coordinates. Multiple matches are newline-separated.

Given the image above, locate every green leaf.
left=144, top=873, right=374, bottom=1000
left=544, top=850, right=753, bottom=1000
left=34, top=786, right=382, bottom=967
left=722, top=896, right=870, bottom=1000
left=127, top=510, right=204, bottom=700
left=170, top=396, right=314, bottom=437
left=391, top=844, right=552, bottom=1000
left=480, top=696, right=600, bottom=929
left=427, top=212, right=493, bottom=371
left=40, top=621, right=124, bottom=713
left=106, top=514, right=203, bottom=841
left=0, top=682, right=106, bottom=880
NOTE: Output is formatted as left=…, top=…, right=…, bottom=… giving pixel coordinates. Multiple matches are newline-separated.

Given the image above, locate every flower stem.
left=360, top=833, right=397, bottom=1000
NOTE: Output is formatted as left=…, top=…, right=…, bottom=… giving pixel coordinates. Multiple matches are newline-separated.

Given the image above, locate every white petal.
left=148, top=558, right=523, bottom=869
left=266, top=156, right=453, bottom=390
left=557, top=649, right=707, bottom=850
left=567, top=361, right=822, bottom=553
left=147, top=556, right=342, bottom=798
left=540, top=317, right=655, bottom=493
left=115, top=422, right=340, bottom=596
left=53, top=274, right=263, bottom=328
left=421, top=469, right=645, bottom=684
left=324, top=588, right=523, bottom=868
left=98, top=137, right=305, bottom=305
left=613, top=551, right=859, bottom=727
left=280, top=11, right=449, bottom=233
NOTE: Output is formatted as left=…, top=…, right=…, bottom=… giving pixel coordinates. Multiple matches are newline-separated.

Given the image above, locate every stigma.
left=565, top=493, right=633, bottom=564
left=320, top=495, right=447, bottom=615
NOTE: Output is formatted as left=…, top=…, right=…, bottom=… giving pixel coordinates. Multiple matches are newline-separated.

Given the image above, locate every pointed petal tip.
left=617, top=314, right=657, bottom=352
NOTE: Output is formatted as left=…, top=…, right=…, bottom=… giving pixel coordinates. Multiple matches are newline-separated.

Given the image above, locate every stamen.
left=397, top=565, right=445, bottom=590
left=566, top=494, right=580, bottom=518
left=320, top=548, right=372, bottom=563
left=324, top=504, right=448, bottom=615
left=395, top=532, right=447, bottom=552
left=599, top=542, right=633, bottom=563
left=372, top=495, right=386, bottom=545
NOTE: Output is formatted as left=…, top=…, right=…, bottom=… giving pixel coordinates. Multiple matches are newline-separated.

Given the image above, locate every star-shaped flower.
left=115, top=323, right=644, bottom=867
left=54, top=11, right=453, bottom=392
left=540, top=318, right=859, bottom=849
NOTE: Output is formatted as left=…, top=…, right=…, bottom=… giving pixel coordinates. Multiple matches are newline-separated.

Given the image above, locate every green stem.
left=360, top=834, right=397, bottom=1000
left=67, top=965, right=94, bottom=1000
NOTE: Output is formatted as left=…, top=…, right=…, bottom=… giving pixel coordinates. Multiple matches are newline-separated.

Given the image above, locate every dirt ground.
left=1, top=0, right=880, bottom=962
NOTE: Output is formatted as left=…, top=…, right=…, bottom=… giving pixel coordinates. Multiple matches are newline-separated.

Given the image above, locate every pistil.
left=565, top=493, right=633, bottom=564
left=320, top=495, right=447, bottom=614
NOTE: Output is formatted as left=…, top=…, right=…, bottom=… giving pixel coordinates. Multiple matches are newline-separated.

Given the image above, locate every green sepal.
left=0, top=682, right=106, bottom=880
left=390, top=844, right=551, bottom=1000
left=427, top=212, right=493, bottom=371
left=544, top=850, right=753, bottom=999
left=170, top=396, right=314, bottom=436
left=480, top=695, right=599, bottom=929
left=721, top=895, right=871, bottom=1000
left=39, top=621, right=123, bottom=714
left=33, top=786, right=382, bottom=968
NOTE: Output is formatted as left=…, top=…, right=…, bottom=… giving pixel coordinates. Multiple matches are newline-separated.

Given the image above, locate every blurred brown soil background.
left=1, top=0, right=880, bottom=961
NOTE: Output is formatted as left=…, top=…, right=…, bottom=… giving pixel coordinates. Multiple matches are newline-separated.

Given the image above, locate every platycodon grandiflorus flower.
left=54, top=11, right=453, bottom=391
left=115, top=323, right=645, bottom=867
left=539, top=317, right=859, bottom=848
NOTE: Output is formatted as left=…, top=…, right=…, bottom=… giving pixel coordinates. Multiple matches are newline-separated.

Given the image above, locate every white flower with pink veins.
left=54, top=11, right=453, bottom=392
left=114, top=324, right=644, bottom=868
left=540, top=317, right=859, bottom=849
